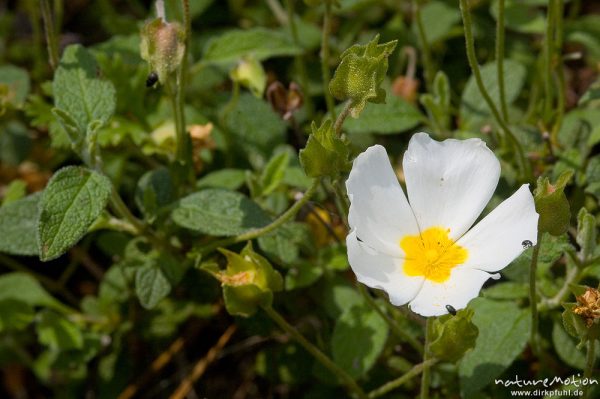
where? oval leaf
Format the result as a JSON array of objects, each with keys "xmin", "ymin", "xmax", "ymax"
[
  {"xmin": 0, "ymin": 193, "xmax": 40, "ymax": 256},
  {"xmin": 172, "ymin": 189, "xmax": 270, "ymax": 236},
  {"xmin": 38, "ymin": 166, "xmax": 112, "ymax": 261},
  {"xmin": 135, "ymin": 265, "xmax": 171, "ymax": 309}
]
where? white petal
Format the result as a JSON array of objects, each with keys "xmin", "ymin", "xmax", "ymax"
[
  {"xmin": 403, "ymin": 132, "xmax": 501, "ymax": 240},
  {"xmin": 408, "ymin": 268, "xmax": 499, "ymax": 317},
  {"xmin": 457, "ymin": 184, "xmax": 539, "ymax": 273},
  {"xmin": 347, "ymin": 230, "xmax": 424, "ymax": 306},
  {"xmin": 347, "ymin": 144, "xmax": 419, "ymax": 257}
]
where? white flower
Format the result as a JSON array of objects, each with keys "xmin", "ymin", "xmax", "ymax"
[{"xmin": 346, "ymin": 133, "xmax": 539, "ymax": 317}]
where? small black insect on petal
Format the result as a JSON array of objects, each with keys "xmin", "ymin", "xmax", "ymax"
[
  {"xmin": 445, "ymin": 304, "xmax": 457, "ymax": 316},
  {"xmin": 146, "ymin": 71, "xmax": 159, "ymax": 87},
  {"xmin": 522, "ymin": 240, "xmax": 533, "ymax": 249}
]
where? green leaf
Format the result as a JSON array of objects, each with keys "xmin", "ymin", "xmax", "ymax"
[
  {"xmin": 329, "ymin": 35, "xmax": 397, "ymax": 118},
  {"xmin": 534, "ymin": 170, "xmax": 573, "ymax": 236},
  {"xmin": 552, "ymin": 321, "xmax": 589, "ymax": 370},
  {"xmin": 285, "ymin": 261, "xmax": 323, "ymax": 290},
  {"xmin": 259, "ymin": 151, "xmax": 290, "ymax": 196},
  {"xmin": 418, "ymin": 1, "xmax": 461, "ymax": 43},
  {"xmin": 490, "ymin": 0, "xmax": 546, "ymax": 34},
  {"xmin": 430, "ymin": 309, "xmax": 478, "ymax": 362},
  {"xmin": 322, "ymin": 276, "xmax": 364, "ymax": 318},
  {"xmin": 483, "ymin": 282, "xmax": 529, "ymax": 300},
  {"xmin": 225, "ymin": 94, "xmax": 287, "ymax": 163},
  {"xmin": 299, "ymin": 119, "xmax": 350, "ymax": 178},
  {"xmin": 331, "ymin": 303, "xmax": 388, "ymax": 378},
  {"xmin": 459, "ymin": 298, "xmax": 530, "ymax": 396},
  {"xmin": 53, "ymin": 44, "xmax": 116, "ymax": 141},
  {"xmin": 0, "ymin": 299, "xmax": 35, "ymax": 332},
  {"xmin": 0, "ymin": 64, "xmax": 30, "ymax": 108},
  {"xmin": 203, "ymin": 28, "xmax": 302, "ymax": 65},
  {"xmin": 576, "ymin": 207, "xmax": 596, "ymax": 262},
  {"xmin": 460, "ymin": 60, "xmax": 526, "ymax": 126},
  {"xmin": 2, "ymin": 179, "xmax": 27, "ymax": 205},
  {"xmin": 258, "ymin": 222, "xmax": 310, "ymax": 265},
  {"xmin": 197, "ymin": 169, "xmax": 247, "ymax": 190},
  {"xmin": 135, "ymin": 167, "xmax": 174, "ymax": 222},
  {"xmin": 172, "ymin": 189, "xmax": 270, "ymax": 236},
  {"xmin": 0, "ymin": 193, "xmax": 41, "ymax": 256},
  {"xmin": 0, "ymin": 273, "xmax": 61, "ymax": 309},
  {"xmin": 135, "ymin": 265, "xmax": 172, "ymax": 309},
  {"xmin": 36, "ymin": 311, "xmax": 84, "ymax": 350},
  {"xmin": 38, "ymin": 166, "xmax": 112, "ymax": 261},
  {"xmin": 340, "ymin": 95, "xmax": 423, "ymax": 135}
]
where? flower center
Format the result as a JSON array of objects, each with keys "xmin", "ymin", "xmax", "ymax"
[{"xmin": 400, "ymin": 227, "xmax": 468, "ymax": 283}]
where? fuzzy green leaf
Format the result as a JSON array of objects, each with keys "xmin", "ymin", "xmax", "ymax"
[
  {"xmin": 36, "ymin": 311, "xmax": 84, "ymax": 350},
  {"xmin": 172, "ymin": 189, "xmax": 270, "ymax": 236},
  {"xmin": 331, "ymin": 302, "xmax": 388, "ymax": 378},
  {"xmin": 203, "ymin": 28, "xmax": 302, "ymax": 65},
  {"xmin": 0, "ymin": 193, "xmax": 41, "ymax": 256},
  {"xmin": 459, "ymin": 298, "xmax": 530, "ymax": 396},
  {"xmin": 135, "ymin": 265, "xmax": 172, "ymax": 309},
  {"xmin": 0, "ymin": 300, "xmax": 35, "ymax": 332},
  {"xmin": 430, "ymin": 309, "xmax": 478, "ymax": 362},
  {"xmin": 53, "ymin": 44, "xmax": 116, "ymax": 141},
  {"xmin": 38, "ymin": 166, "xmax": 112, "ymax": 261}
]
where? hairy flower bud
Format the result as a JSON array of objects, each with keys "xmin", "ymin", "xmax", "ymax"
[{"xmin": 140, "ymin": 18, "xmax": 185, "ymax": 84}]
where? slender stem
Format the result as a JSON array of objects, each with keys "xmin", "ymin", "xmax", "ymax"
[
  {"xmin": 368, "ymin": 359, "xmax": 437, "ymax": 399},
  {"xmin": 286, "ymin": 0, "xmax": 314, "ymax": 119},
  {"xmin": 458, "ymin": 0, "xmax": 531, "ymax": 182},
  {"xmin": 539, "ymin": 256, "xmax": 582, "ymax": 311},
  {"xmin": 266, "ymin": 0, "xmax": 288, "ymax": 24},
  {"xmin": 199, "ymin": 179, "xmax": 319, "ymax": 255},
  {"xmin": 495, "ymin": 0, "xmax": 508, "ymax": 121},
  {"xmin": 413, "ymin": 0, "xmax": 434, "ymax": 91},
  {"xmin": 321, "ymin": 0, "xmax": 336, "ymax": 120},
  {"xmin": 551, "ymin": 0, "xmax": 565, "ymax": 141},
  {"xmin": 584, "ymin": 339, "xmax": 596, "ymax": 399},
  {"xmin": 529, "ymin": 232, "xmax": 543, "ymax": 355},
  {"xmin": 40, "ymin": 0, "xmax": 59, "ymax": 70},
  {"xmin": 333, "ymin": 99, "xmax": 353, "ymax": 135},
  {"xmin": 262, "ymin": 305, "xmax": 367, "ymax": 399},
  {"xmin": 171, "ymin": 0, "xmax": 194, "ymax": 185},
  {"xmin": 543, "ymin": 0, "xmax": 556, "ymax": 121},
  {"xmin": 358, "ymin": 284, "xmax": 424, "ymax": 354},
  {"xmin": 331, "ymin": 179, "xmax": 349, "ymax": 228},
  {"xmin": 420, "ymin": 318, "xmax": 433, "ymax": 399}
]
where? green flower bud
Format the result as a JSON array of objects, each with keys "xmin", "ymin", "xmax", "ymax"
[
  {"xmin": 329, "ymin": 35, "xmax": 397, "ymax": 118},
  {"xmin": 230, "ymin": 56, "xmax": 267, "ymax": 98},
  {"xmin": 140, "ymin": 18, "xmax": 185, "ymax": 84},
  {"xmin": 216, "ymin": 243, "xmax": 283, "ymax": 317},
  {"xmin": 534, "ymin": 170, "xmax": 573, "ymax": 236}
]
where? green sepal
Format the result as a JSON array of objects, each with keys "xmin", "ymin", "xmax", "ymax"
[
  {"xmin": 562, "ymin": 302, "xmax": 600, "ymax": 348},
  {"xmin": 140, "ymin": 18, "xmax": 185, "ymax": 84},
  {"xmin": 217, "ymin": 242, "xmax": 283, "ymax": 317},
  {"xmin": 429, "ymin": 308, "xmax": 478, "ymax": 362},
  {"xmin": 230, "ymin": 56, "xmax": 267, "ymax": 98},
  {"xmin": 534, "ymin": 170, "xmax": 573, "ymax": 236},
  {"xmin": 299, "ymin": 119, "xmax": 350, "ymax": 178},
  {"xmin": 329, "ymin": 35, "xmax": 397, "ymax": 118}
]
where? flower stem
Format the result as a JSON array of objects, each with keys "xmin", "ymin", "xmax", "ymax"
[
  {"xmin": 413, "ymin": 0, "xmax": 434, "ymax": 91},
  {"xmin": 321, "ymin": 0, "xmax": 336, "ymax": 120},
  {"xmin": 40, "ymin": 0, "xmax": 59, "ymax": 71},
  {"xmin": 529, "ymin": 231, "xmax": 543, "ymax": 355},
  {"xmin": 495, "ymin": 0, "xmax": 508, "ymax": 121},
  {"xmin": 170, "ymin": 0, "xmax": 194, "ymax": 186},
  {"xmin": 199, "ymin": 179, "xmax": 319, "ymax": 255},
  {"xmin": 584, "ymin": 338, "xmax": 596, "ymax": 399},
  {"xmin": 333, "ymin": 99, "xmax": 353, "ymax": 135},
  {"xmin": 368, "ymin": 359, "xmax": 437, "ymax": 399},
  {"xmin": 262, "ymin": 305, "xmax": 367, "ymax": 399},
  {"xmin": 420, "ymin": 317, "xmax": 434, "ymax": 399},
  {"xmin": 551, "ymin": 0, "xmax": 566, "ymax": 140},
  {"xmin": 358, "ymin": 284, "xmax": 424, "ymax": 354},
  {"xmin": 543, "ymin": 0, "xmax": 556, "ymax": 121},
  {"xmin": 458, "ymin": 0, "xmax": 532, "ymax": 183},
  {"xmin": 285, "ymin": 0, "xmax": 315, "ymax": 119}
]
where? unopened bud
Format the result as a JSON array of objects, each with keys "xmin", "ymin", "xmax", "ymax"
[{"xmin": 140, "ymin": 18, "xmax": 185, "ymax": 84}]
